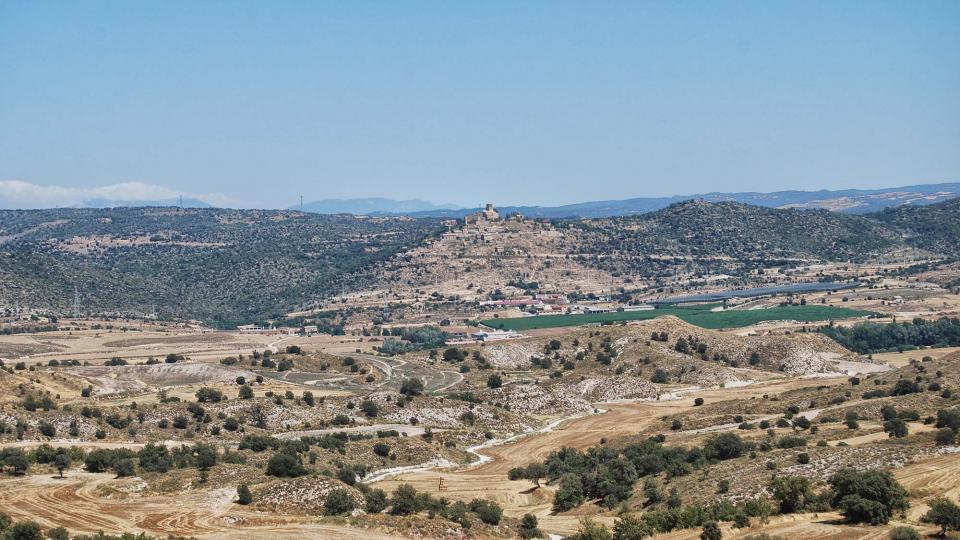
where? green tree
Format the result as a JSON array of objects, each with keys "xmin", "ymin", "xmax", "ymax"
[
  {"xmin": 613, "ymin": 514, "xmax": 650, "ymax": 540},
  {"xmin": 553, "ymin": 474, "xmax": 586, "ymax": 512},
  {"xmin": 53, "ymin": 453, "xmax": 71, "ymax": 478},
  {"xmin": 237, "ymin": 484, "xmax": 253, "ymax": 505},
  {"xmin": 829, "ymin": 468, "xmax": 909, "ymax": 524},
  {"xmin": 519, "ymin": 513, "xmax": 544, "ymax": 539},
  {"xmin": 487, "ymin": 374, "xmax": 503, "ymax": 389},
  {"xmin": 524, "ymin": 462, "xmax": 547, "ymax": 488},
  {"xmin": 883, "ymin": 418, "xmax": 908, "ymax": 438},
  {"xmin": 399, "ymin": 378, "xmax": 424, "ymax": 397},
  {"xmin": 700, "ymin": 521, "xmax": 722, "ymax": 540},
  {"xmin": 138, "ymin": 443, "xmax": 172, "ymax": 473},
  {"xmin": 365, "ymin": 488, "xmax": 388, "ymax": 513},
  {"xmin": 46, "ymin": 526, "xmax": 69, "ymax": 540},
  {"xmin": 195, "ymin": 387, "xmax": 224, "ymax": 402},
  {"xmin": 265, "ymin": 452, "xmax": 307, "ymax": 477},
  {"xmin": 3, "ymin": 449, "xmax": 28, "ymax": 475},
  {"xmin": 2, "ymin": 521, "xmax": 43, "ymax": 540},
  {"xmin": 194, "ymin": 443, "xmax": 218, "ymax": 470},
  {"xmin": 704, "ymin": 433, "xmax": 746, "ymax": 460},
  {"xmin": 923, "ymin": 498, "xmax": 960, "ymax": 536},
  {"xmin": 571, "ymin": 518, "xmax": 612, "ymax": 540},
  {"xmin": 667, "ymin": 487, "xmax": 682, "ymax": 509},
  {"xmin": 360, "ymin": 399, "xmax": 379, "ymax": 417},
  {"xmin": 469, "ymin": 498, "xmax": 503, "ymax": 525},
  {"xmin": 389, "ymin": 484, "xmax": 420, "ymax": 515},
  {"xmin": 113, "ymin": 458, "xmax": 135, "ymax": 477},
  {"xmin": 324, "ymin": 488, "xmax": 356, "ymax": 515},
  {"xmin": 643, "ymin": 478, "xmax": 662, "ymax": 505},
  {"xmin": 935, "ymin": 428, "xmax": 956, "ymax": 445},
  {"xmin": 769, "ymin": 476, "xmax": 813, "ymax": 513}
]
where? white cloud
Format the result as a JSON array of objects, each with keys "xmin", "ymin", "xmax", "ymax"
[{"xmin": 0, "ymin": 180, "xmax": 231, "ymax": 209}]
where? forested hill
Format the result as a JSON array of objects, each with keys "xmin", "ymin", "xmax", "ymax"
[
  {"xmin": 1, "ymin": 199, "xmax": 957, "ymax": 326},
  {"xmin": 0, "ymin": 208, "xmax": 443, "ymax": 326},
  {"xmin": 873, "ymin": 198, "xmax": 960, "ymax": 256},
  {"xmin": 569, "ymin": 198, "xmax": 959, "ymax": 259}
]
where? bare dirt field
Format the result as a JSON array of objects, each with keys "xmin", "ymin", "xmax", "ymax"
[
  {"xmin": 871, "ymin": 346, "xmax": 960, "ymax": 368},
  {"xmin": 0, "ymin": 326, "xmax": 273, "ymax": 366},
  {"xmin": 0, "ymin": 472, "xmax": 402, "ymax": 540}
]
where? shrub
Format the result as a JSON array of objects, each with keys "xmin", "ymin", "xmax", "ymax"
[
  {"xmin": 769, "ymin": 476, "xmax": 813, "ymax": 513},
  {"xmin": 469, "ymin": 498, "xmax": 503, "ymax": 525},
  {"xmin": 888, "ymin": 526, "xmax": 920, "ymax": 540},
  {"xmin": 365, "ymin": 488, "xmax": 388, "ymax": 513},
  {"xmin": 777, "ymin": 436, "xmax": 807, "ymax": 449},
  {"xmin": 704, "ymin": 433, "xmax": 746, "ymax": 460},
  {"xmin": 573, "ymin": 518, "xmax": 612, "ymax": 540},
  {"xmin": 3, "ymin": 521, "xmax": 43, "ymax": 540},
  {"xmin": 891, "ymin": 379, "xmax": 921, "ymax": 396},
  {"xmin": 935, "ymin": 428, "xmax": 957, "ymax": 445},
  {"xmin": 936, "ymin": 408, "xmax": 960, "ymax": 431},
  {"xmin": 113, "ymin": 458, "xmax": 135, "ymax": 477},
  {"xmin": 265, "ymin": 452, "xmax": 307, "ymax": 477},
  {"xmin": 373, "ymin": 442, "xmax": 390, "ymax": 458},
  {"xmin": 883, "ymin": 419, "xmax": 908, "ymax": 438},
  {"xmin": 195, "ymin": 387, "xmax": 224, "ymax": 403},
  {"xmin": 360, "ymin": 400, "xmax": 379, "ymax": 417},
  {"xmin": 399, "ymin": 378, "xmax": 424, "ymax": 397},
  {"xmin": 389, "ymin": 484, "xmax": 420, "ymax": 515},
  {"xmin": 519, "ymin": 513, "xmax": 544, "ymax": 539},
  {"xmin": 700, "ymin": 521, "xmax": 722, "ymax": 540},
  {"xmin": 237, "ymin": 484, "xmax": 253, "ymax": 505},
  {"xmin": 138, "ymin": 443, "xmax": 172, "ymax": 473},
  {"xmin": 487, "ymin": 374, "xmax": 503, "ymax": 389},
  {"xmin": 324, "ymin": 488, "xmax": 356, "ymax": 515}
]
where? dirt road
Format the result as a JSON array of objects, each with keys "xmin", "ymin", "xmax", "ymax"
[{"xmin": 373, "ymin": 377, "xmax": 838, "ymax": 536}]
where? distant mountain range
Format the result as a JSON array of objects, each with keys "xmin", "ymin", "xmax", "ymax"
[
  {"xmin": 391, "ymin": 182, "xmax": 960, "ymax": 218},
  {"xmin": 291, "ymin": 198, "xmax": 461, "ymax": 215},
  {"xmin": 80, "ymin": 197, "xmax": 213, "ymax": 208},
  {"xmin": 286, "ymin": 182, "xmax": 958, "ymax": 218}
]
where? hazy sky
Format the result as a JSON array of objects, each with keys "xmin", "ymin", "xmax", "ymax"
[{"xmin": 2, "ymin": 1, "xmax": 959, "ymax": 208}]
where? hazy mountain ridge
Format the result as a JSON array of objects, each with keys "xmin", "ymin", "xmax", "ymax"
[
  {"xmin": 393, "ymin": 182, "xmax": 960, "ymax": 218},
  {"xmin": 293, "ymin": 197, "xmax": 462, "ymax": 215}
]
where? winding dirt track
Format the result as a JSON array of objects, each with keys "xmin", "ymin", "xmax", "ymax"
[
  {"xmin": 2, "ymin": 375, "xmax": 955, "ymax": 539},
  {"xmin": 373, "ymin": 377, "xmax": 842, "ymax": 536}
]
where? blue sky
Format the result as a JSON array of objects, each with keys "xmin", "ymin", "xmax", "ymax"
[{"xmin": 1, "ymin": 1, "xmax": 958, "ymax": 208}]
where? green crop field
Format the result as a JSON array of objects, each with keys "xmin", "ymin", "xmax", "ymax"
[{"xmin": 480, "ymin": 304, "xmax": 873, "ymax": 331}]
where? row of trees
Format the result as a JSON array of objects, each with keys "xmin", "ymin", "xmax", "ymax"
[{"xmin": 819, "ymin": 317, "xmax": 960, "ymax": 354}]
